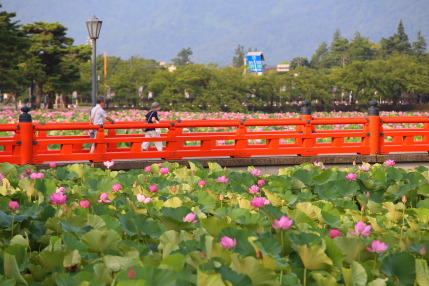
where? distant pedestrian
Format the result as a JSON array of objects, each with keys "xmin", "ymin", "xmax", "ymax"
[
  {"xmin": 142, "ymin": 102, "xmax": 162, "ymax": 151},
  {"xmin": 349, "ymin": 91, "xmax": 353, "ymax": 104},
  {"xmin": 89, "ymin": 96, "xmax": 115, "ymax": 153}
]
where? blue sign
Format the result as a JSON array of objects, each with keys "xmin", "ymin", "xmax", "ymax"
[{"xmin": 247, "ymin": 54, "xmax": 264, "ymax": 73}]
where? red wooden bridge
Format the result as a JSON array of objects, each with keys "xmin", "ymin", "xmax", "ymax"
[{"xmin": 1, "ymin": 101, "xmax": 429, "ymax": 168}]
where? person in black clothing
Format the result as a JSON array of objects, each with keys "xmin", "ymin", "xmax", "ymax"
[{"xmin": 142, "ymin": 102, "xmax": 162, "ymax": 151}]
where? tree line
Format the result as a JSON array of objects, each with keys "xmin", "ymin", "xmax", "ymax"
[{"xmin": 1, "ymin": 5, "xmax": 428, "ymax": 112}]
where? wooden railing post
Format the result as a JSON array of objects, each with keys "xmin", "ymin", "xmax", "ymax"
[
  {"xmin": 367, "ymin": 100, "xmax": 381, "ymax": 155},
  {"xmin": 18, "ymin": 106, "xmax": 34, "ymax": 165},
  {"xmin": 298, "ymin": 100, "xmax": 315, "ymax": 156}
]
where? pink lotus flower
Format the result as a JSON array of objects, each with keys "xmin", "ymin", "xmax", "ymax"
[
  {"xmin": 198, "ymin": 180, "xmax": 206, "ymax": 187},
  {"xmin": 136, "ymin": 194, "xmax": 152, "ymax": 204},
  {"xmin": 349, "ymin": 221, "xmax": 372, "ymax": 237},
  {"xmin": 345, "ymin": 173, "xmax": 357, "ymax": 181},
  {"xmin": 216, "ymin": 175, "xmax": 229, "ymax": 183},
  {"xmin": 420, "ymin": 247, "xmax": 426, "ymax": 256},
  {"xmin": 367, "ymin": 240, "xmax": 388, "ymax": 253},
  {"xmin": 359, "ymin": 165, "xmax": 370, "ymax": 171},
  {"xmin": 183, "ymin": 213, "xmax": 198, "ymax": 223},
  {"xmin": 8, "ymin": 201, "xmax": 19, "ymax": 211},
  {"xmin": 79, "ymin": 200, "xmax": 90, "ymax": 208},
  {"xmin": 0, "ymin": 173, "xmax": 4, "ymax": 181},
  {"xmin": 160, "ymin": 168, "xmax": 169, "ymax": 174},
  {"xmin": 144, "ymin": 166, "xmax": 151, "ymax": 173},
  {"xmin": 257, "ymin": 179, "xmax": 265, "ymax": 186},
  {"xmin": 30, "ymin": 172, "xmax": 44, "ymax": 179},
  {"xmin": 329, "ymin": 229, "xmax": 341, "ymax": 238},
  {"xmin": 103, "ymin": 161, "xmax": 114, "ymax": 169},
  {"xmin": 98, "ymin": 192, "xmax": 111, "ymax": 203},
  {"xmin": 56, "ymin": 187, "xmax": 66, "ymax": 193},
  {"xmin": 49, "ymin": 162, "xmax": 56, "ymax": 168},
  {"xmin": 112, "ymin": 184, "xmax": 122, "ymax": 192},
  {"xmin": 272, "ymin": 216, "xmax": 293, "ymax": 230},
  {"xmin": 149, "ymin": 185, "xmax": 157, "ymax": 192},
  {"xmin": 220, "ymin": 236, "xmax": 237, "ymax": 249},
  {"xmin": 250, "ymin": 197, "xmax": 270, "ymax": 209},
  {"xmin": 248, "ymin": 185, "xmax": 260, "ymax": 194},
  {"xmin": 50, "ymin": 192, "xmax": 67, "ymax": 206},
  {"xmin": 385, "ymin": 159, "xmax": 395, "ymax": 166},
  {"xmin": 250, "ymin": 169, "xmax": 262, "ymax": 176}
]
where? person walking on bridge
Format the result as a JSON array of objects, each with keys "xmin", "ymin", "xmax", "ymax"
[
  {"xmin": 89, "ymin": 96, "xmax": 115, "ymax": 153},
  {"xmin": 142, "ymin": 102, "xmax": 162, "ymax": 151}
]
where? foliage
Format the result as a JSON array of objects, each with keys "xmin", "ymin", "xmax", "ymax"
[{"xmin": 1, "ymin": 160, "xmax": 429, "ymax": 285}]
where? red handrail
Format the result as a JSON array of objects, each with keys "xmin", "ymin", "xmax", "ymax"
[{"xmin": 2, "ymin": 103, "xmax": 429, "ymax": 164}]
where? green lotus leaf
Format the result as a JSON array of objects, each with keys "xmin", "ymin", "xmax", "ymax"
[
  {"xmin": 296, "ymin": 244, "xmax": 337, "ymax": 274},
  {"xmin": 324, "ymin": 237, "xmax": 346, "ymax": 268},
  {"xmin": 292, "ymin": 169, "xmax": 316, "ymax": 186},
  {"xmin": 230, "ymin": 254, "xmax": 279, "ymax": 286},
  {"xmin": 36, "ymin": 250, "xmax": 67, "ymax": 272},
  {"xmin": 188, "ymin": 159, "xmax": 204, "ymax": 172},
  {"xmin": 385, "ymin": 167, "xmax": 405, "ymax": 182},
  {"xmin": 371, "ymin": 168, "xmax": 387, "ymax": 185},
  {"xmin": 201, "ymin": 216, "xmax": 231, "ymax": 237},
  {"xmin": 321, "ymin": 207, "xmax": 342, "ymax": 228},
  {"xmin": 296, "ymin": 202, "xmax": 323, "ymax": 222},
  {"xmin": 68, "ymin": 163, "xmax": 90, "ymax": 179},
  {"xmin": 63, "ymin": 249, "xmax": 81, "ymax": 268},
  {"xmin": 253, "ymin": 237, "xmax": 282, "ymax": 257},
  {"xmin": 18, "ymin": 178, "xmax": 37, "ymax": 200},
  {"xmin": 115, "ymin": 266, "xmax": 177, "ymax": 286},
  {"xmin": 190, "ymin": 190, "xmax": 216, "ymax": 212},
  {"xmin": 62, "ymin": 232, "xmax": 88, "ymax": 252},
  {"xmin": 117, "ymin": 279, "xmax": 150, "ymax": 286},
  {"xmin": 10, "ymin": 234, "xmax": 29, "ymax": 248},
  {"xmin": 0, "ymin": 162, "xmax": 18, "ymax": 176},
  {"xmin": 55, "ymin": 271, "xmax": 105, "ymax": 286},
  {"xmin": 417, "ymin": 198, "xmax": 429, "ymax": 209},
  {"xmin": 381, "ymin": 252, "xmax": 416, "ymax": 286},
  {"xmin": 197, "ymin": 271, "xmax": 224, "ymax": 286},
  {"xmin": 415, "ymin": 259, "xmax": 429, "ymax": 286},
  {"xmin": 208, "ymin": 162, "xmax": 223, "ymax": 173},
  {"xmin": 218, "ymin": 264, "xmax": 252, "ymax": 286},
  {"xmin": 313, "ymin": 168, "xmax": 338, "ymax": 184},
  {"xmin": 288, "ymin": 209, "xmax": 318, "ymax": 228},
  {"xmin": 417, "ymin": 183, "xmax": 429, "ymax": 195},
  {"xmin": 60, "ymin": 221, "xmax": 94, "ymax": 235},
  {"xmin": 367, "ymin": 278, "xmax": 388, "ymax": 286},
  {"xmin": 173, "ymin": 167, "xmax": 190, "ymax": 181},
  {"xmin": 93, "ymin": 262, "xmax": 114, "ymax": 284},
  {"xmin": 0, "ymin": 275, "xmax": 17, "ymax": 286},
  {"xmin": 103, "ymin": 252, "xmax": 141, "ymax": 273},
  {"xmin": 332, "ymin": 237, "xmax": 362, "ymax": 264},
  {"xmin": 315, "ymin": 183, "xmax": 341, "ymax": 200},
  {"xmin": 3, "ymin": 253, "xmax": 27, "ymax": 285},
  {"xmin": 4, "ymin": 244, "xmax": 29, "ymax": 272},
  {"xmin": 160, "ymin": 253, "xmax": 186, "ymax": 271},
  {"xmin": 119, "ymin": 213, "xmax": 164, "ymax": 237},
  {"xmin": 54, "ymin": 167, "xmax": 79, "ymax": 181},
  {"xmin": 80, "ymin": 229, "xmax": 121, "ymax": 253},
  {"xmin": 312, "ymin": 272, "xmax": 339, "ymax": 286},
  {"xmin": 342, "ymin": 261, "xmax": 367, "ymax": 286}
]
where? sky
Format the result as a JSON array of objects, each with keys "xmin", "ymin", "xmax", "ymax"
[{"xmin": 2, "ymin": 0, "xmax": 428, "ymax": 66}]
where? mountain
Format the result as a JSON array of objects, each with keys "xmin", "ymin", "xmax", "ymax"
[{"xmin": 2, "ymin": 0, "xmax": 429, "ymax": 66}]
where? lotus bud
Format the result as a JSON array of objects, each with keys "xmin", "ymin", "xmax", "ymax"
[
  {"xmin": 228, "ymin": 193, "xmax": 233, "ymax": 199},
  {"xmin": 366, "ymin": 192, "xmax": 370, "ymax": 197},
  {"xmin": 133, "ymin": 181, "xmax": 138, "ymax": 188},
  {"xmin": 420, "ymin": 247, "xmax": 426, "ymax": 256},
  {"xmin": 402, "ymin": 195, "xmax": 407, "ymax": 203},
  {"xmin": 219, "ymin": 194, "xmax": 225, "ymax": 201}
]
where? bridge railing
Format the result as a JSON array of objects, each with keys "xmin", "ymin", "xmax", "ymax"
[{"xmin": 1, "ymin": 101, "xmax": 429, "ymax": 165}]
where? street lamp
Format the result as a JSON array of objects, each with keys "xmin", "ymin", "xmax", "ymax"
[{"xmin": 86, "ymin": 15, "xmax": 102, "ymax": 107}]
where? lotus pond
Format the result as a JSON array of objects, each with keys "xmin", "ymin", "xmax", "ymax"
[{"xmin": 1, "ymin": 159, "xmax": 429, "ymax": 285}]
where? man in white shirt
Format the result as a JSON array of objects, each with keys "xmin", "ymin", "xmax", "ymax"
[{"xmin": 90, "ymin": 96, "xmax": 115, "ymax": 153}]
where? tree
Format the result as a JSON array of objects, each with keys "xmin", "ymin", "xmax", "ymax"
[
  {"xmin": 347, "ymin": 32, "xmax": 375, "ymax": 62},
  {"xmin": 171, "ymin": 47, "xmax": 193, "ymax": 66},
  {"xmin": 310, "ymin": 42, "xmax": 329, "ymax": 69},
  {"xmin": 232, "ymin": 44, "xmax": 246, "ymax": 68},
  {"xmin": 290, "ymin": 57, "xmax": 310, "ymax": 70},
  {"xmin": 412, "ymin": 31, "xmax": 427, "ymax": 57},
  {"xmin": 21, "ymin": 22, "xmax": 77, "ymax": 109},
  {"xmin": 380, "ymin": 20, "xmax": 411, "ymax": 58},
  {"xmin": 329, "ymin": 29, "xmax": 349, "ymax": 68},
  {"xmin": 0, "ymin": 6, "xmax": 30, "ymax": 97}
]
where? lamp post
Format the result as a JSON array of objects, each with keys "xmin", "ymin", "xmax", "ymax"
[{"xmin": 86, "ymin": 15, "xmax": 102, "ymax": 107}]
